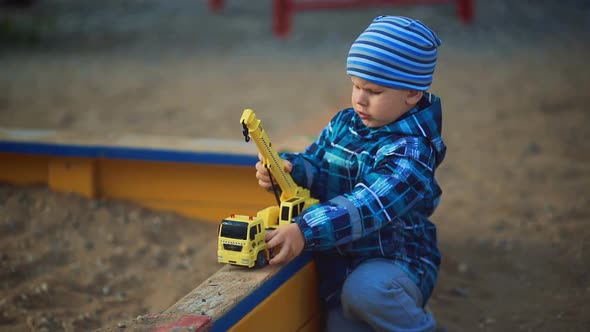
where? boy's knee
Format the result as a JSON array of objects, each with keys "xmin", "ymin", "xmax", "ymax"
[
  {"xmin": 340, "ymin": 278, "xmax": 435, "ymax": 332},
  {"xmin": 340, "ymin": 275, "xmax": 382, "ymax": 316}
]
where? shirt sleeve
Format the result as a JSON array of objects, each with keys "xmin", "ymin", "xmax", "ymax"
[{"xmin": 294, "ymin": 138, "xmax": 436, "ymax": 251}]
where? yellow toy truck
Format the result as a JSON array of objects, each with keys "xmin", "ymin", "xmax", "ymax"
[
  {"xmin": 217, "ymin": 213, "xmax": 274, "ymax": 268},
  {"xmin": 217, "ymin": 109, "xmax": 319, "ymax": 268}
]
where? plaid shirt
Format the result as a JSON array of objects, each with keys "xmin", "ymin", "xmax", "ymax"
[{"xmin": 283, "ymin": 93, "xmax": 446, "ymax": 303}]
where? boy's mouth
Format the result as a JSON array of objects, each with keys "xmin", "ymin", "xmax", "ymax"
[{"xmin": 357, "ymin": 111, "xmax": 370, "ymax": 120}]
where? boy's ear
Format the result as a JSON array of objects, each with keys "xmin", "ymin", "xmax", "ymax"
[{"xmin": 405, "ymin": 90, "xmax": 423, "ymax": 105}]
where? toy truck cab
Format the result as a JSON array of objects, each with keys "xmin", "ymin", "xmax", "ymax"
[
  {"xmin": 217, "ymin": 214, "xmax": 269, "ymax": 268},
  {"xmin": 279, "ymin": 197, "xmax": 308, "ymax": 227}
]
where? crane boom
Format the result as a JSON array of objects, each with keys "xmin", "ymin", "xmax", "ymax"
[{"xmin": 240, "ymin": 108, "xmax": 300, "ymax": 200}]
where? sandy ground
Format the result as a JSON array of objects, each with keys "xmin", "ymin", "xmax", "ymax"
[
  {"xmin": 1, "ymin": 0, "xmax": 590, "ymax": 331},
  {"xmin": 0, "ymin": 185, "xmax": 219, "ymax": 332}
]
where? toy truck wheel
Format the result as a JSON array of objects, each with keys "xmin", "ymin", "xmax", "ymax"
[{"xmin": 255, "ymin": 250, "xmax": 268, "ymax": 267}]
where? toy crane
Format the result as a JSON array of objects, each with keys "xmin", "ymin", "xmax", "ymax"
[
  {"xmin": 240, "ymin": 108, "xmax": 319, "ymax": 226},
  {"xmin": 217, "ymin": 109, "xmax": 318, "ymax": 268}
]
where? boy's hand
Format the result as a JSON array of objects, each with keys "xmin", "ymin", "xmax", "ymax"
[
  {"xmin": 255, "ymin": 153, "xmax": 293, "ymax": 190},
  {"xmin": 265, "ymin": 223, "xmax": 305, "ymax": 265}
]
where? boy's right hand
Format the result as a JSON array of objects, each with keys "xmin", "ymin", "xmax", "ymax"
[
  {"xmin": 265, "ymin": 223, "xmax": 305, "ymax": 265},
  {"xmin": 255, "ymin": 153, "xmax": 293, "ymax": 190}
]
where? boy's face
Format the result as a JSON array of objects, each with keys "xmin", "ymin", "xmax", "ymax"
[{"xmin": 350, "ymin": 76, "xmax": 422, "ymax": 129}]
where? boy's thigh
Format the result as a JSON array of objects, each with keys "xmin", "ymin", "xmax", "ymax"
[{"xmin": 339, "ymin": 259, "xmax": 434, "ymax": 331}]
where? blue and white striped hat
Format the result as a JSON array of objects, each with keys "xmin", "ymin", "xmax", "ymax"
[{"xmin": 347, "ymin": 16, "xmax": 442, "ymax": 91}]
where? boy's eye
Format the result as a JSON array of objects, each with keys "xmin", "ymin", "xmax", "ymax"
[{"xmin": 352, "ymin": 84, "xmax": 382, "ymax": 95}]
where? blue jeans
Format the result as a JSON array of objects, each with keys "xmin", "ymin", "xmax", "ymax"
[{"xmin": 325, "ymin": 259, "xmax": 436, "ymax": 332}]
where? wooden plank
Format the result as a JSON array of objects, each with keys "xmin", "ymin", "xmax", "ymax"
[
  {"xmin": 0, "ymin": 127, "xmax": 257, "ymax": 157},
  {"xmin": 162, "ymin": 255, "xmax": 320, "ymax": 332},
  {"xmin": 96, "ymin": 159, "xmax": 276, "ymax": 222},
  {"xmin": 165, "ymin": 264, "xmax": 282, "ymax": 318},
  {"xmin": 228, "ymin": 261, "xmax": 320, "ymax": 331},
  {"xmin": 0, "ymin": 153, "xmax": 48, "ymax": 184},
  {"xmin": 48, "ymin": 157, "xmax": 97, "ymax": 198}
]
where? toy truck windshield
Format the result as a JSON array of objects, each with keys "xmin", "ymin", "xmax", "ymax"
[{"xmin": 220, "ymin": 220, "xmax": 248, "ymax": 240}]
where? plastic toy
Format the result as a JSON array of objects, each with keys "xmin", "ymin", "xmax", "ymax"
[{"xmin": 217, "ymin": 109, "xmax": 319, "ymax": 268}]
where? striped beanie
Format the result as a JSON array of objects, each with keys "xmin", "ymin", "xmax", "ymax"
[{"xmin": 347, "ymin": 16, "xmax": 442, "ymax": 91}]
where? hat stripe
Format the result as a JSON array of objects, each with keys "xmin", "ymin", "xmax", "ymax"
[
  {"xmin": 348, "ymin": 61, "xmax": 432, "ymax": 82},
  {"xmin": 346, "ymin": 68, "xmax": 430, "ymax": 90},
  {"xmin": 359, "ymin": 33, "xmax": 437, "ymax": 60},
  {"xmin": 348, "ymin": 52, "xmax": 433, "ymax": 76},
  {"xmin": 378, "ymin": 20, "xmax": 441, "ymax": 47},
  {"xmin": 350, "ymin": 43, "xmax": 437, "ymax": 69},
  {"xmin": 366, "ymin": 25, "xmax": 437, "ymax": 51},
  {"xmin": 347, "ymin": 61, "xmax": 432, "ymax": 85},
  {"xmin": 374, "ymin": 15, "xmax": 440, "ymax": 45},
  {"xmin": 352, "ymin": 40, "xmax": 435, "ymax": 65}
]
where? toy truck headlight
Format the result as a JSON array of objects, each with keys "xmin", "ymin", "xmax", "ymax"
[{"xmin": 241, "ymin": 258, "xmax": 250, "ymax": 264}]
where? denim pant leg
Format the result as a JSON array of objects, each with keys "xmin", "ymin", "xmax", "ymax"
[
  {"xmin": 326, "ymin": 304, "xmax": 375, "ymax": 332},
  {"xmin": 326, "ymin": 259, "xmax": 436, "ymax": 332}
]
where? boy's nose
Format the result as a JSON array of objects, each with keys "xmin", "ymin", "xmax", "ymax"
[{"xmin": 355, "ymin": 92, "xmax": 368, "ymax": 105}]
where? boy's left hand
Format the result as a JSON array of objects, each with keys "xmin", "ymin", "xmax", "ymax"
[{"xmin": 265, "ymin": 223, "xmax": 305, "ymax": 265}]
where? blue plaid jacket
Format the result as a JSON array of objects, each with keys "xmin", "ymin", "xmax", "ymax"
[{"xmin": 282, "ymin": 93, "xmax": 446, "ymax": 303}]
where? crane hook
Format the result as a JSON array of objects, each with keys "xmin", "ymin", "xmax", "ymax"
[{"xmin": 241, "ymin": 121, "xmax": 250, "ymax": 142}]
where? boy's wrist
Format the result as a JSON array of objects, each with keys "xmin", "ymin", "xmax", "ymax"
[{"xmin": 294, "ymin": 217, "xmax": 314, "ymax": 248}]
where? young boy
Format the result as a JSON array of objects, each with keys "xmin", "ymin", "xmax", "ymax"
[{"xmin": 256, "ymin": 15, "xmax": 445, "ymax": 332}]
